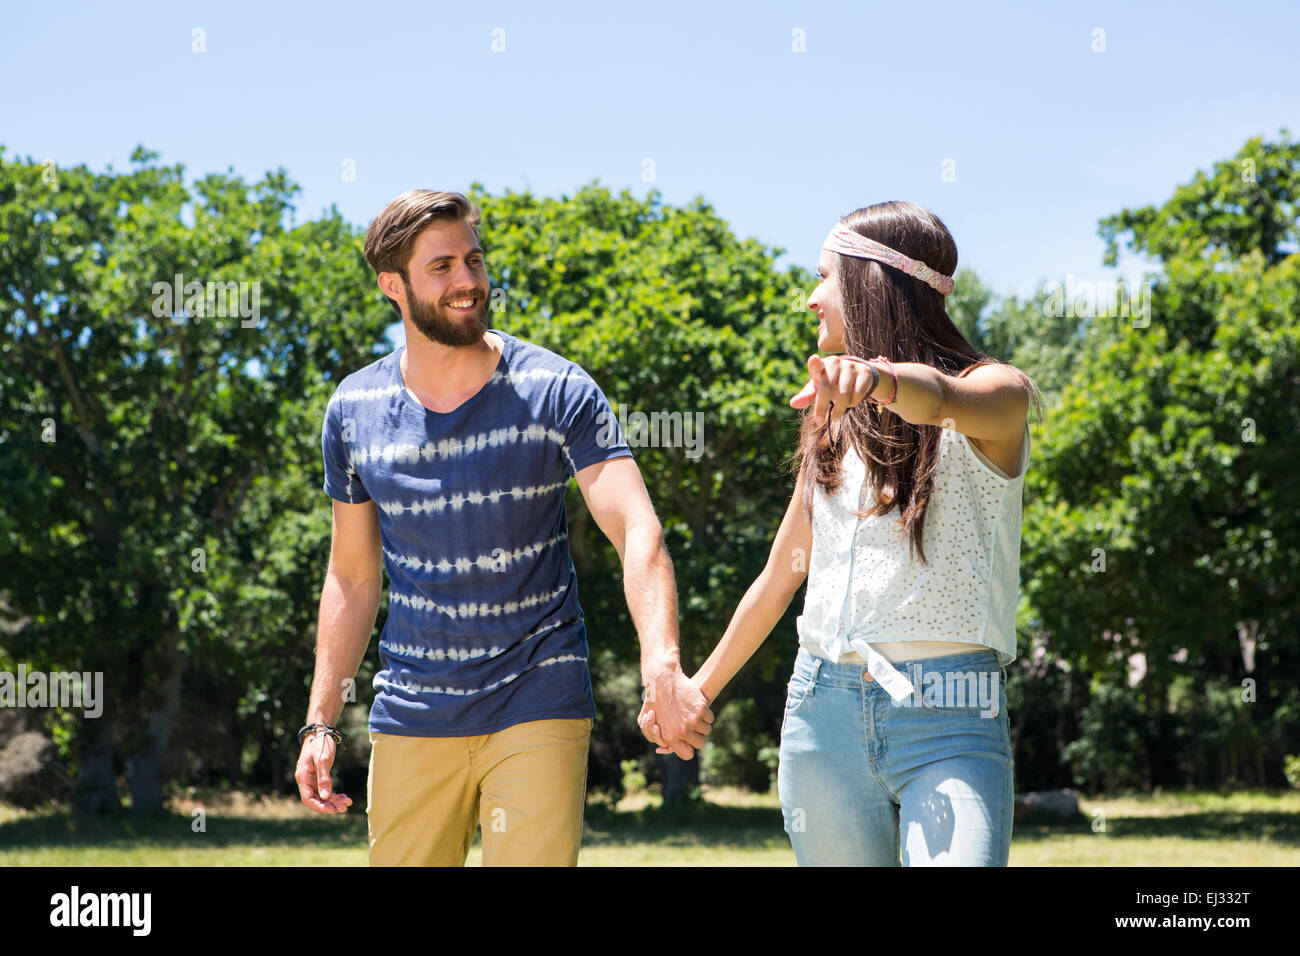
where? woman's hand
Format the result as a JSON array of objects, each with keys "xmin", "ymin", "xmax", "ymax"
[{"xmin": 790, "ymin": 354, "xmax": 883, "ymax": 443}]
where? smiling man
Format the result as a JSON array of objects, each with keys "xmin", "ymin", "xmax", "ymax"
[{"xmin": 294, "ymin": 189, "xmax": 712, "ymax": 866}]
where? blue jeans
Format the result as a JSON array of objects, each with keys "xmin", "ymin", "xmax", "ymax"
[{"xmin": 777, "ymin": 645, "xmax": 1014, "ymax": 866}]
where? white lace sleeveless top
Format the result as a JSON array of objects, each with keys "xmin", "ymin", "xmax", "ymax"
[{"xmin": 795, "ymin": 421, "xmax": 1030, "ymax": 701}]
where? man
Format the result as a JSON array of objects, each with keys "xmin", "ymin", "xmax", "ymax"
[{"xmin": 294, "ymin": 189, "xmax": 712, "ymax": 866}]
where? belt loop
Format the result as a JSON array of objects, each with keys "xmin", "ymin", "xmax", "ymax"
[{"xmin": 810, "ymin": 657, "xmax": 822, "ymax": 685}]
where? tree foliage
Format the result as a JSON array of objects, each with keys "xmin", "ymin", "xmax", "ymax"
[
  {"xmin": 1020, "ymin": 131, "xmax": 1300, "ymax": 787},
  {"xmin": 0, "ymin": 145, "xmax": 392, "ymax": 811}
]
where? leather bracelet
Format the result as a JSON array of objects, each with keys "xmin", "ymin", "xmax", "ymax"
[{"xmin": 298, "ymin": 722, "xmax": 343, "ymax": 746}]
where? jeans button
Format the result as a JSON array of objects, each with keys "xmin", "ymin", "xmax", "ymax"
[{"xmin": 862, "ymin": 669, "xmax": 875, "ymax": 683}]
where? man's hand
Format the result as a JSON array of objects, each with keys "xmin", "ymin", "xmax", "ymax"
[
  {"xmin": 637, "ymin": 702, "xmax": 679, "ymax": 758},
  {"xmin": 637, "ymin": 666, "xmax": 713, "ymax": 760},
  {"xmin": 295, "ymin": 733, "xmax": 353, "ymax": 813},
  {"xmin": 790, "ymin": 354, "xmax": 882, "ymax": 443}
]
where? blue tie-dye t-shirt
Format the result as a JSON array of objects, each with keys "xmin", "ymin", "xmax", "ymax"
[{"xmin": 320, "ymin": 329, "xmax": 631, "ymax": 737}]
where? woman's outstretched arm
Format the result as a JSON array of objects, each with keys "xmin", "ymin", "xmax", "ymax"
[{"xmin": 791, "ymin": 353, "xmax": 1028, "ymax": 443}]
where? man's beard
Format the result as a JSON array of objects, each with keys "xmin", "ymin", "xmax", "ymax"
[{"xmin": 401, "ymin": 276, "xmax": 489, "ymax": 347}]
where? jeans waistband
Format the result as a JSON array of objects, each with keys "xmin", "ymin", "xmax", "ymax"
[{"xmin": 794, "ymin": 644, "xmax": 1002, "ymax": 694}]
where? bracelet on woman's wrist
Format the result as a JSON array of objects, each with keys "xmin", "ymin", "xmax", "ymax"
[{"xmin": 864, "ymin": 356, "xmax": 899, "ymax": 406}]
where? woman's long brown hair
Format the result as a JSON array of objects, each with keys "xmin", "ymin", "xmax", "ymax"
[{"xmin": 795, "ymin": 200, "xmax": 1042, "ymax": 565}]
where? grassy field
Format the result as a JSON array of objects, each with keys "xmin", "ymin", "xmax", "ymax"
[{"xmin": 1, "ymin": 787, "xmax": 1297, "ymax": 866}]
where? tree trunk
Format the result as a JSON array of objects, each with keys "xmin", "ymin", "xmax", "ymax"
[
  {"xmin": 1237, "ymin": 619, "xmax": 1259, "ymax": 673},
  {"xmin": 126, "ymin": 616, "xmax": 183, "ymax": 814},
  {"xmin": 73, "ymin": 710, "xmax": 120, "ymax": 815},
  {"xmin": 658, "ymin": 752, "xmax": 699, "ymax": 807}
]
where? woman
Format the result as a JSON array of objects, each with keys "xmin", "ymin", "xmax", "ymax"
[{"xmin": 640, "ymin": 200, "xmax": 1041, "ymax": 865}]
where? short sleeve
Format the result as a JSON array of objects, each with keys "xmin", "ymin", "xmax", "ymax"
[
  {"xmin": 322, "ymin": 390, "xmax": 372, "ymax": 503},
  {"xmin": 559, "ymin": 368, "xmax": 633, "ymax": 478}
]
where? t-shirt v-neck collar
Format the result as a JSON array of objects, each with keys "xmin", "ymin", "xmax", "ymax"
[{"xmin": 395, "ymin": 330, "xmax": 511, "ymax": 416}]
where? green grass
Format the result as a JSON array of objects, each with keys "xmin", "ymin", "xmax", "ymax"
[
  {"xmin": 1011, "ymin": 790, "xmax": 1300, "ymax": 866},
  {"xmin": 2, "ymin": 787, "xmax": 1297, "ymax": 866}
]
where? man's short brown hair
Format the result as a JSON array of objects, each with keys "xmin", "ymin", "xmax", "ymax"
[{"xmin": 363, "ymin": 190, "xmax": 482, "ymax": 318}]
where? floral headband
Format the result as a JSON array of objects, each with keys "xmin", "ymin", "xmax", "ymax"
[{"xmin": 822, "ymin": 223, "xmax": 955, "ymax": 296}]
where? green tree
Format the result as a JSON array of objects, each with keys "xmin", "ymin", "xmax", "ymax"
[
  {"xmin": 0, "ymin": 146, "xmax": 392, "ymax": 812},
  {"xmin": 1021, "ymin": 131, "xmax": 1300, "ymax": 787}
]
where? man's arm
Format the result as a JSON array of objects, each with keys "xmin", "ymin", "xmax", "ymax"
[
  {"xmin": 296, "ymin": 498, "xmax": 382, "ymax": 813},
  {"xmin": 574, "ymin": 456, "xmax": 713, "ymax": 760}
]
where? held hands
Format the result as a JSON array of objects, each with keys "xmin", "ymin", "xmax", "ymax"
[
  {"xmin": 637, "ymin": 666, "xmax": 714, "ymax": 760},
  {"xmin": 295, "ymin": 732, "xmax": 353, "ymax": 813},
  {"xmin": 789, "ymin": 354, "xmax": 887, "ymax": 444}
]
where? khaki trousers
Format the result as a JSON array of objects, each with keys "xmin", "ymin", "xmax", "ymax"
[{"xmin": 366, "ymin": 717, "xmax": 592, "ymax": 867}]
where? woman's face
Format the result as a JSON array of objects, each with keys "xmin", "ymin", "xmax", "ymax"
[{"xmin": 807, "ymin": 249, "xmax": 846, "ymax": 353}]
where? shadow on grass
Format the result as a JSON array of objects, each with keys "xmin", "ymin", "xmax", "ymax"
[
  {"xmin": 0, "ymin": 808, "xmax": 368, "ymax": 851},
  {"xmin": 4, "ymin": 800, "xmax": 1294, "ymax": 853},
  {"xmin": 1011, "ymin": 810, "xmax": 1300, "ymax": 846},
  {"xmin": 582, "ymin": 802, "xmax": 788, "ymax": 849},
  {"xmin": 0, "ymin": 800, "xmax": 789, "ymax": 853}
]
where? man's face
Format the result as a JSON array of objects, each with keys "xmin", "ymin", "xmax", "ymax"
[{"xmin": 385, "ymin": 221, "xmax": 491, "ymax": 347}]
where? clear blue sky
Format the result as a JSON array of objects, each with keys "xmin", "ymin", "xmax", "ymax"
[{"xmin": 4, "ymin": 0, "xmax": 1297, "ymax": 301}]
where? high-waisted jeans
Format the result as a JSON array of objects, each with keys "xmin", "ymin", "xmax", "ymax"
[{"xmin": 777, "ymin": 645, "xmax": 1014, "ymax": 866}]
